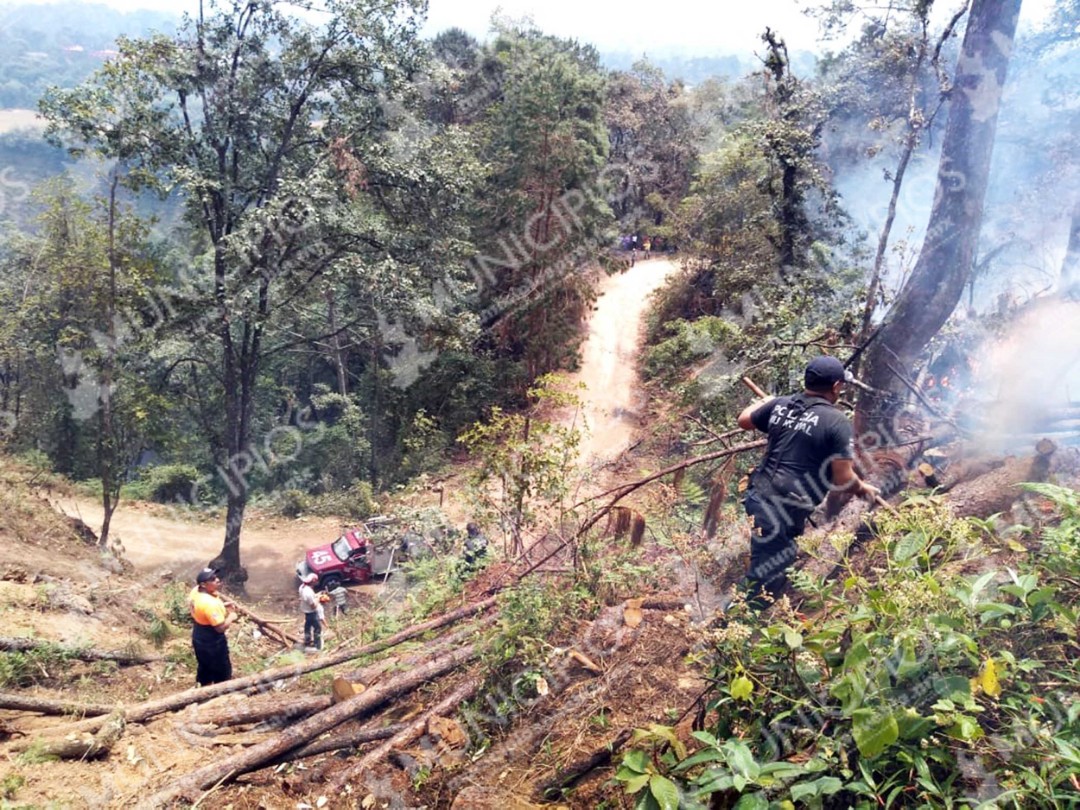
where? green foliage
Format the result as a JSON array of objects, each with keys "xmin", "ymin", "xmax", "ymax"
[
  {"xmin": 132, "ymin": 464, "xmax": 201, "ymax": 504},
  {"xmin": 618, "ymin": 492, "xmax": 1080, "ymax": 808},
  {"xmin": 0, "ymin": 644, "xmax": 76, "ymax": 688},
  {"xmin": 644, "ymin": 317, "xmax": 743, "ymax": 382},
  {"xmin": 0, "ymin": 772, "xmax": 25, "ymax": 800},
  {"xmin": 163, "ymin": 581, "xmax": 192, "ymax": 626},
  {"xmin": 458, "ymin": 374, "xmax": 583, "ymax": 556}
]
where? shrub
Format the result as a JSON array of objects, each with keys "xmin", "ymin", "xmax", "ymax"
[
  {"xmin": 277, "ymin": 488, "xmax": 312, "ymax": 518},
  {"xmin": 137, "ymin": 464, "xmax": 202, "ymax": 504}
]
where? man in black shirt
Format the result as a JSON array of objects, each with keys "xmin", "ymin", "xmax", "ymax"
[{"xmin": 736, "ymin": 356, "xmax": 879, "ymax": 602}]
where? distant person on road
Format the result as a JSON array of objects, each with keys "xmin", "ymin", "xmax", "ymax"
[
  {"xmin": 642, "ymin": 238, "xmax": 651, "ymax": 258},
  {"xmin": 299, "ymin": 572, "xmax": 328, "ymax": 650},
  {"xmin": 463, "ymin": 522, "xmax": 489, "ymax": 569},
  {"xmin": 188, "ymin": 568, "xmax": 237, "ymax": 686},
  {"xmin": 736, "ymin": 357, "xmax": 880, "ymax": 605}
]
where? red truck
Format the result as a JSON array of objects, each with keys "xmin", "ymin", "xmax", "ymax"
[{"xmin": 294, "ymin": 528, "xmax": 373, "ymax": 591}]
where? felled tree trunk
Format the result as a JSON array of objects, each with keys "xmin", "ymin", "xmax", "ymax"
[
  {"xmin": 328, "ymin": 677, "xmax": 482, "ymax": 791},
  {"xmin": 28, "ymin": 597, "xmax": 497, "ymax": 739},
  {"xmin": 0, "ymin": 693, "xmax": 114, "ymax": 717},
  {"xmin": 945, "ymin": 439, "xmax": 1055, "ymax": 519},
  {"xmin": 0, "ymin": 638, "xmax": 161, "ymax": 665},
  {"xmin": 9, "ymin": 711, "xmax": 124, "ymax": 759},
  {"xmin": 148, "ymin": 644, "xmax": 479, "ymax": 806},
  {"xmin": 191, "ymin": 693, "xmax": 332, "ymax": 728}
]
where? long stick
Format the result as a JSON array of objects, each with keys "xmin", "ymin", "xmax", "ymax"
[{"xmin": 742, "ymin": 376, "xmax": 768, "ymax": 399}]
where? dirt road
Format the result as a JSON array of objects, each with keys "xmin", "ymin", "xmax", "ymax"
[
  {"xmin": 569, "ymin": 257, "xmax": 680, "ymax": 464},
  {"xmin": 53, "ymin": 257, "xmax": 679, "ymax": 599},
  {"xmin": 54, "ymin": 497, "xmax": 350, "ymax": 604}
]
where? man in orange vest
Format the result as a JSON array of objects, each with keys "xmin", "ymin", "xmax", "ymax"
[{"xmin": 188, "ymin": 568, "xmax": 237, "ymax": 686}]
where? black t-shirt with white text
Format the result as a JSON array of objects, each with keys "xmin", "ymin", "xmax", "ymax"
[{"xmin": 749, "ymin": 393, "xmax": 854, "ymax": 509}]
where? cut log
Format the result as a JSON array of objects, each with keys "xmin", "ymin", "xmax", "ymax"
[
  {"xmin": 10, "ymin": 710, "xmax": 124, "ymax": 759},
  {"xmin": 191, "ymin": 693, "xmax": 332, "ymax": 728},
  {"xmin": 945, "ymin": 440, "xmax": 1056, "ymax": 519},
  {"xmin": 262, "ymin": 722, "xmax": 406, "ymax": 766},
  {"xmin": 26, "ymin": 596, "xmax": 497, "ymax": 739},
  {"xmin": 0, "ymin": 638, "xmax": 161, "ymax": 665},
  {"xmin": 147, "ymin": 644, "xmax": 479, "ymax": 806},
  {"xmin": 0, "ymin": 692, "xmax": 114, "ymax": 717},
  {"xmin": 327, "ymin": 676, "xmax": 482, "ymax": 791}
]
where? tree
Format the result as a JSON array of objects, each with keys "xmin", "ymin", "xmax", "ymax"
[
  {"xmin": 0, "ymin": 176, "xmax": 162, "ymax": 545},
  {"xmin": 476, "ymin": 26, "xmax": 612, "ymax": 382},
  {"xmin": 42, "ymin": 0, "xmax": 429, "ymax": 583},
  {"xmin": 858, "ymin": 0, "xmax": 1023, "ymax": 431}
]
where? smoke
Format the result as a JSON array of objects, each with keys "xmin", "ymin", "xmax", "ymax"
[{"xmin": 964, "ymin": 299, "xmax": 1080, "ymax": 447}]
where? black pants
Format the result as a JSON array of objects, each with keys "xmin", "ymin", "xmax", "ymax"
[
  {"xmin": 304, "ymin": 612, "xmax": 322, "ymax": 648},
  {"xmin": 742, "ymin": 490, "xmax": 810, "ymax": 600},
  {"xmin": 192, "ymin": 623, "xmax": 232, "ymax": 686}
]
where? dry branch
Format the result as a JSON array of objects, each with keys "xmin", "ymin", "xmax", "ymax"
[
  {"xmin": 226, "ymin": 602, "xmax": 300, "ymax": 647},
  {"xmin": 148, "ymin": 644, "xmax": 479, "ymax": 806},
  {"xmin": 0, "ymin": 638, "xmax": 161, "ymax": 665},
  {"xmin": 328, "ymin": 676, "xmax": 482, "ymax": 791},
  {"xmin": 537, "ymin": 727, "xmax": 633, "ymax": 799},
  {"xmin": 0, "ymin": 692, "xmax": 115, "ymax": 717},
  {"xmin": 25, "ymin": 597, "xmax": 497, "ymax": 739}
]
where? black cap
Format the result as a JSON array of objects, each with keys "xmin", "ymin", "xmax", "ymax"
[
  {"xmin": 804, "ymin": 356, "xmax": 850, "ymax": 390},
  {"xmin": 196, "ymin": 568, "xmax": 219, "ymax": 584}
]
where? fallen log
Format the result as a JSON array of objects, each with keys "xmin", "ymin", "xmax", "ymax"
[
  {"xmin": 0, "ymin": 637, "xmax": 161, "ymax": 665},
  {"xmin": 191, "ymin": 693, "xmax": 332, "ymax": 728},
  {"xmin": 0, "ymin": 692, "xmax": 114, "ymax": 717},
  {"xmin": 23, "ymin": 596, "xmax": 497, "ymax": 739},
  {"xmin": 147, "ymin": 644, "xmax": 479, "ymax": 806},
  {"xmin": 328, "ymin": 676, "xmax": 482, "ymax": 791},
  {"xmin": 264, "ymin": 722, "xmax": 406, "ymax": 766},
  {"xmin": 9, "ymin": 710, "xmax": 124, "ymax": 759},
  {"xmin": 945, "ymin": 439, "xmax": 1056, "ymax": 519}
]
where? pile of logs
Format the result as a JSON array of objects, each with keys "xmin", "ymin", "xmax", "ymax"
[{"xmin": 1, "ymin": 597, "xmax": 498, "ymax": 806}]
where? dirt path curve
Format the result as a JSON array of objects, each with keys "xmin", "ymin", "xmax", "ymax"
[
  {"xmin": 53, "ymin": 258, "xmax": 680, "ymax": 601},
  {"xmin": 54, "ymin": 496, "xmax": 346, "ymax": 604},
  {"xmin": 569, "ymin": 257, "xmax": 680, "ymax": 464}
]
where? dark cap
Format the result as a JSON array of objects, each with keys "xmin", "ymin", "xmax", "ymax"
[
  {"xmin": 804, "ymin": 356, "xmax": 851, "ymax": 390},
  {"xmin": 195, "ymin": 568, "xmax": 219, "ymax": 584}
]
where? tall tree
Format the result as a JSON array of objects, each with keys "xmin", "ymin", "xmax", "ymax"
[
  {"xmin": 42, "ymin": 0, "xmax": 428, "ymax": 583},
  {"xmin": 858, "ymin": 0, "xmax": 1023, "ymax": 431}
]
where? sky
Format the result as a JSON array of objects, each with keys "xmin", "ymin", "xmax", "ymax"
[{"xmin": 7, "ymin": 0, "xmax": 1059, "ymax": 57}]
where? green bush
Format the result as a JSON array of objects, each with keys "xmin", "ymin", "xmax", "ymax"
[
  {"xmin": 135, "ymin": 464, "xmax": 202, "ymax": 504},
  {"xmin": 277, "ymin": 488, "xmax": 313, "ymax": 518},
  {"xmin": 310, "ymin": 480, "xmax": 378, "ymax": 520},
  {"xmin": 616, "ymin": 492, "xmax": 1080, "ymax": 809}
]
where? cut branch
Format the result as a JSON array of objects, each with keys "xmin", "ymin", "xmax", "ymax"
[{"xmin": 0, "ymin": 692, "xmax": 115, "ymax": 717}]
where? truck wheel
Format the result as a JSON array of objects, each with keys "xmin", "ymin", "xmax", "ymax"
[{"xmin": 319, "ymin": 575, "xmax": 341, "ymax": 592}]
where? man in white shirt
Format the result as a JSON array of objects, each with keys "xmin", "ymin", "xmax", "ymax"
[{"xmin": 298, "ymin": 573, "xmax": 327, "ymax": 650}]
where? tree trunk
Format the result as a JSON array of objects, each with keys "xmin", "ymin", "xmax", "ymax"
[
  {"xmin": 9, "ymin": 711, "xmax": 124, "ymax": 759},
  {"xmin": 25, "ymin": 597, "xmax": 496, "ymax": 738},
  {"xmin": 0, "ymin": 638, "xmax": 161, "ymax": 665},
  {"xmin": 263, "ymin": 722, "xmax": 405, "ymax": 767},
  {"xmin": 858, "ymin": 0, "xmax": 1023, "ymax": 432},
  {"xmin": 1061, "ymin": 198, "xmax": 1080, "ymax": 296},
  {"xmin": 191, "ymin": 693, "xmax": 332, "ymax": 728},
  {"xmin": 148, "ymin": 645, "xmax": 478, "ymax": 806},
  {"xmin": 0, "ymin": 693, "xmax": 115, "ymax": 717},
  {"xmin": 328, "ymin": 676, "xmax": 482, "ymax": 791}
]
